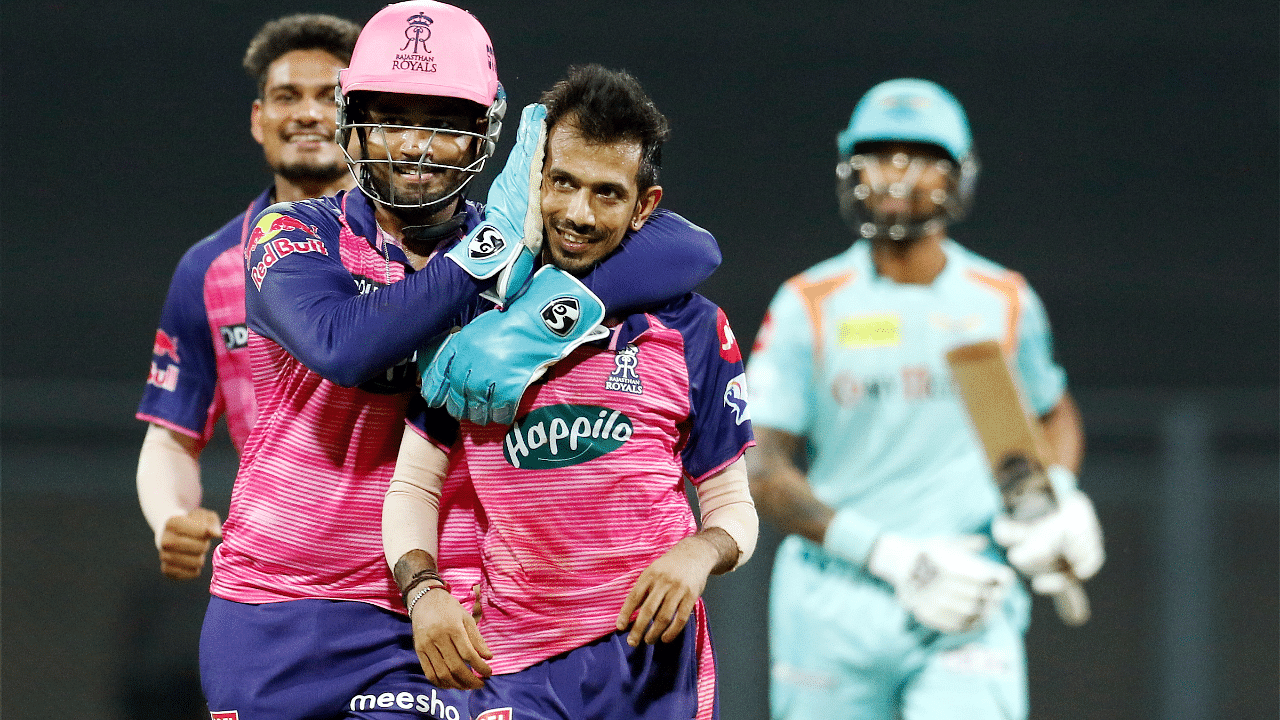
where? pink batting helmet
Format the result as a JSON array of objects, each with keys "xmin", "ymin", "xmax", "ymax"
[
  {"xmin": 340, "ymin": 0, "xmax": 498, "ymax": 106},
  {"xmin": 335, "ymin": 0, "xmax": 505, "ymax": 210}
]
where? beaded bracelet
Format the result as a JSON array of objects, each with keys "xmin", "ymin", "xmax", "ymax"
[
  {"xmin": 400, "ymin": 569, "xmax": 446, "ymax": 607},
  {"xmin": 406, "ymin": 582, "xmax": 448, "ymax": 618}
]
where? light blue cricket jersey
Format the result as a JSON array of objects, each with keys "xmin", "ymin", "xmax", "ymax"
[{"xmin": 747, "ymin": 239, "xmax": 1066, "ymax": 562}]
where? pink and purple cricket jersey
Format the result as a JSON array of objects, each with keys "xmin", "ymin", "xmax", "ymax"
[
  {"xmin": 136, "ymin": 189, "xmax": 271, "ymax": 451},
  {"xmin": 420, "ymin": 292, "xmax": 754, "ymax": 719}
]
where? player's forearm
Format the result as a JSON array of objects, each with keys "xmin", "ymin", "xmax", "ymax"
[
  {"xmin": 580, "ymin": 210, "xmax": 721, "ymax": 312},
  {"xmin": 691, "ymin": 527, "xmax": 741, "ymax": 576},
  {"xmin": 136, "ymin": 424, "xmax": 202, "ymax": 546},
  {"xmin": 746, "ymin": 435, "xmax": 835, "ymax": 545},
  {"xmin": 383, "ymin": 429, "xmax": 448, "ymax": 577},
  {"xmin": 250, "ymin": 253, "xmax": 484, "ymax": 387},
  {"xmin": 695, "ymin": 458, "xmax": 758, "ymax": 569},
  {"xmin": 1040, "ymin": 391, "xmax": 1085, "ymax": 473}
]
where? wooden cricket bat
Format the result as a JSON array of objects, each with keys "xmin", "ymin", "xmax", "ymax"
[{"xmin": 945, "ymin": 340, "xmax": 1091, "ymax": 626}]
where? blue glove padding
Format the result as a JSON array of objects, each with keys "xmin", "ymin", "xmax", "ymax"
[
  {"xmin": 446, "ymin": 103, "xmax": 546, "ymax": 304},
  {"xmin": 421, "ymin": 266, "xmax": 609, "ymax": 425}
]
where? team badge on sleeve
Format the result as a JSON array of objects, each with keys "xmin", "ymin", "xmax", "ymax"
[
  {"xmin": 724, "ymin": 373, "xmax": 750, "ymax": 425},
  {"xmin": 716, "ymin": 308, "xmax": 742, "ymax": 363}
]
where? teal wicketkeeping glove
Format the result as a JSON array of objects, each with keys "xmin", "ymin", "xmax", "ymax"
[
  {"xmin": 445, "ymin": 103, "xmax": 547, "ymax": 305},
  {"xmin": 420, "ymin": 266, "xmax": 610, "ymax": 425}
]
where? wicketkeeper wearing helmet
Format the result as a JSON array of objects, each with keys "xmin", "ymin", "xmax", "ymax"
[
  {"xmin": 199, "ymin": 2, "xmax": 722, "ymax": 718},
  {"xmin": 745, "ymin": 78, "xmax": 1105, "ymax": 720}
]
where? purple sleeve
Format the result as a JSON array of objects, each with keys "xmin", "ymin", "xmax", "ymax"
[
  {"xmin": 655, "ymin": 296, "xmax": 754, "ymax": 481},
  {"xmin": 136, "ymin": 228, "xmax": 234, "ymax": 440},
  {"xmin": 245, "ymin": 203, "xmax": 484, "ymax": 387},
  {"xmin": 581, "ymin": 209, "xmax": 721, "ymax": 313}
]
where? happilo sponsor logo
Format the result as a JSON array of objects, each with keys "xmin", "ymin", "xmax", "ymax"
[
  {"xmin": 349, "ymin": 687, "xmax": 462, "ymax": 719},
  {"xmin": 503, "ymin": 404, "xmax": 632, "ymax": 469}
]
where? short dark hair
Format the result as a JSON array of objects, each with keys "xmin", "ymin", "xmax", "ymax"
[
  {"xmin": 242, "ymin": 14, "xmax": 361, "ymax": 97},
  {"xmin": 540, "ymin": 64, "xmax": 670, "ymax": 191}
]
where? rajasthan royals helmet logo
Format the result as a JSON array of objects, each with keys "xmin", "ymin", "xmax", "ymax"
[
  {"xmin": 401, "ymin": 12, "xmax": 433, "ymax": 53},
  {"xmin": 468, "ymin": 227, "xmax": 506, "ymax": 260},
  {"xmin": 540, "ymin": 296, "xmax": 581, "ymax": 337}
]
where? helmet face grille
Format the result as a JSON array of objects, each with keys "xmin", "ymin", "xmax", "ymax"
[
  {"xmin": 836, "ymin": 152, "xmax": 976, "ymax": 242},
  {"xmin": 339, "ymin": 120, "xmax": 490, "ymax": 210}
]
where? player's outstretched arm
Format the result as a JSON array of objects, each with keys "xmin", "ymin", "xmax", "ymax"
[
  {"xmin": 579, "ymin": 209, "xmax": 721, "ymax": 312},
  {"xmin": 384, "ymin": 431, "xmax": 492, "ymax": 688},
  {"xmin": 136, "ymin": 424, "xmax": 222, "ymax": 580},
  {"xmin": 420, "ymin": 266, "xmax": 609, "ymax": 425},
  {"xmin": 420, "ymin": 214, "xmax": 721, "ymax": 425}
]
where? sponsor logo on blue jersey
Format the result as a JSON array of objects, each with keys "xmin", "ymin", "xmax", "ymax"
[
  {"xmin": 349, "ymin": 687, "xmax": 461, "ymax": 719},
  {"xmin": 503, "ymin": 404, "xmax": 633, "ymax": 469},
  {"xmin": 220, "ymin": 324, "xmax": 248, "ymax": 351}
]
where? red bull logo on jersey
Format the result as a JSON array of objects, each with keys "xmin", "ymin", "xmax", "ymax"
[
  {"xmin": 503, "ymin": 404, "xmax": 633, "ymax": 469},
  {"xmin": 147, "ymin": 362, "xmax": 179, "ymax": 391},
  {"xmin": 250, "ymin": 234, "xmax": 330, "ymax": 290},
  {"xmin": 248, "ymin": 212, "xmax": 320, "ymax": 250},
  {"xmin": 152, "ymin": 329, "xmax": 180, "ymax": 363}
]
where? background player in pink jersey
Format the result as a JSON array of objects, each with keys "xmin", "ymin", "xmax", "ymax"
[
  {"xmin": 135, "ymin": 13, "xmax": 359, "ymax": 581},
  {"xmin": 385, "ymin": 65, "xmax": 759, "ymax": 720}
]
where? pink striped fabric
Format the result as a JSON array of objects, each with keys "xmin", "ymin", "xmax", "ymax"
[{"xmin": 455, "ymin": 318, "xmax": 710, "ymax": 674}]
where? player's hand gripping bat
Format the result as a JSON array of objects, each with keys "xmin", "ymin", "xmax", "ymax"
[{"xmin": 945, "ymin": 340, "xmax": 1090, "ymax": 626}]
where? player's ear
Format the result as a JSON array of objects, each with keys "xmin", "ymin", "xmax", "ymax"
[
  {"xmin": 630, "ymin": 185, "xmax": 662, "ymax": 231},
  {"xmin": 250, "ymin": 99, "xmax": 266, "ymax": 146}
]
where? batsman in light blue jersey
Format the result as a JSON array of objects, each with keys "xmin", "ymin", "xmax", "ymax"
[{"xmin": 746, "ymin": 78, "xmax": 1105, "ymax": 720}]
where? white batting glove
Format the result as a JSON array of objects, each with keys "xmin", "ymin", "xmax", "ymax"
[
  {"xmin": 867, "ymin": 534, "xmax": 1015, "ymax": 634},
  {"xmin": 992, "ymin": 467, "xmax": 1105, "ymax": 595}
]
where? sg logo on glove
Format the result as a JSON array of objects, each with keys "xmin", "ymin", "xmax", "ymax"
[
  {"xmin": 468, "ymin": 226, "xmax": 507, "ymax": 260},
  {"xmin": 540, "ymin": 296, "xmax": 582, "ymax": 337}
]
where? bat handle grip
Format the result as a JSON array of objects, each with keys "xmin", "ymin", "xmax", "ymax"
[{"xmin": 1051, "ymin": 570, "xmax": 1091, "ymax": 626}]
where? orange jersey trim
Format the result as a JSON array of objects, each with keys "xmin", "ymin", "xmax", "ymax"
[
  {"xmin": 785, "ymin": 271, "xmax": 854, "ymax": 362},
  {"xmin": 964, "ymin": 269, "xmax": 1026, "ymax": 354}
]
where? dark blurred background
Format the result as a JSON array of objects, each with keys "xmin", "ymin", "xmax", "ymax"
[{"xmin": 2, "ymin": 1, "xmax": 1276, "ymax": 718}]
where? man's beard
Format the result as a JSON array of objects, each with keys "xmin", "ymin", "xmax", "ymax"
[
  {"xmin": 365, "ymin": 165, "xmax": 462, "ymax": 210},
  {"xmin": 275, "ymin": 159, "xmax": 348, "ymax": 186}
]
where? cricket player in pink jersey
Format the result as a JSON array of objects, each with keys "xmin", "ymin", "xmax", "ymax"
[
  {"xmin": 135, "ymin": 14, "xmax": 360, "ymax": 581},
  {"xmin": 385, "ymin": 65, "xmax": 759, "ymax": 720},
  {"xmin": 200, "ymin": 4, "xmax": 725, "ymax": 719}
]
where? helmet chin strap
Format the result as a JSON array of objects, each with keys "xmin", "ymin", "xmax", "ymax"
[{"xmin": 400, "ymin": 207, "xmax": 468, "ymax": 245}]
